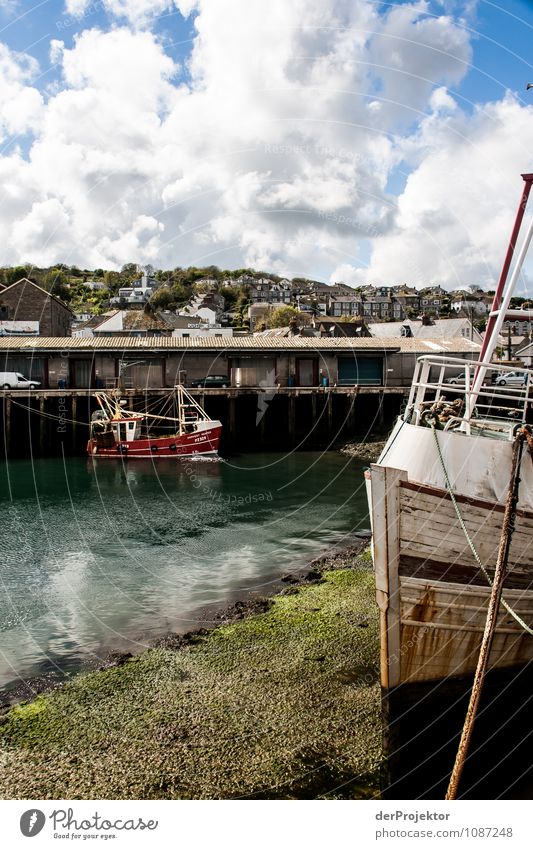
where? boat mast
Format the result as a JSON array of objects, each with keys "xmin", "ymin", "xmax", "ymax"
[
  {"xmin": 478, "ymin": 173, "xmax": 533, "ymax": 365},
  {"xmin": 177, "ymin": 384, "xmax": 184, "ymax": 436},
  {"xmin": 467, "ymin": 174, "xmax": 533, "ymax": 418}
]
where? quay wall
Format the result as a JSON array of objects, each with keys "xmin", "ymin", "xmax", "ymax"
[{"xmin": 0, "ymin": 388, "xmax": 406, "ymax": 458}]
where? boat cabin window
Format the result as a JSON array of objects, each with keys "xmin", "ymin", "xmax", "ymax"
[{"xmin": 111, "ymin": 420, "xmax": 140, "ymax": 442}]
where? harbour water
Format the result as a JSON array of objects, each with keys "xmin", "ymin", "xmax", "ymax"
[{"xmin": 0, "ymin": 451, "xmax": 369, "ymax": 693}]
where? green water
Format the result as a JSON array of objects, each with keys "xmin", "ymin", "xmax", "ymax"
[{"xmin": 0, "ymin": 452, "xmax": 370, "ymax": 691}]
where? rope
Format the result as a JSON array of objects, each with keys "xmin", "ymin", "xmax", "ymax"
[
  {"xmin": 431, "ymin": 425, "xmax": 533, "ymax": 636},
  {"xmin": 9, "ymin": 399, "xmax": 89, "ymax": 428},
  {"xmin": 445, "ymin": 430, "xmax": 525, "ymax": 799}
]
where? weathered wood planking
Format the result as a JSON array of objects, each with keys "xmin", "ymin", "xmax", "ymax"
[
  {"xmin": 399, "ymin": 483, "xmax": 533, "ymax": 577},
  {"xmin": 398, "ymin": 576, "xmax": 533, "ymax": 682}
]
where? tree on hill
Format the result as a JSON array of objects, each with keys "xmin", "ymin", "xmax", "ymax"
[
  {"xmin": 1, "ymin": 265, "xmax": 31, "ymax": 287},
  {"xmin": 263, "ymin": 306, "xmax": 312, "ymax": 328},
  {"xmin": 103, "ymin": 271, "xmax": 123, "ymax": 292},
  {"xmin": 121, "ymin": 263, "xmax": 138, "ymax": 279},
  {"xmin": 222, "ymin": 285, "xmax": 247, "ymax": 311},
  {"xmin": 44, "ymin": 269, "xmax": 71, "ymax": 302},
  {"xmin": 150, "ymin": 281, "xmax": 189, "ymax": 311}
]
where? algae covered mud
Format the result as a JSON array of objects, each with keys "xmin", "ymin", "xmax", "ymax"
[
  {"xmin": 0, "ymin": 550, "xmax": 383, "ymax": 800},
  {"xmin": 0, "ymin": 451, "xmax": 370, "ymax": 694}
]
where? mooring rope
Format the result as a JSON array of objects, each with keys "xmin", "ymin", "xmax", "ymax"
[
  {"xmin": 445, "ymin": 430, "xmax": 525, "ymax": 799},
  {"xmin": 9, "ymin": 398, "xmax": 89, "ymax": 428},
  {"xmin": 431, "ymin": 424, "xmax": 533, "ymax": 637}
]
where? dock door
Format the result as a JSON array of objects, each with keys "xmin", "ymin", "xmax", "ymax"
[
  {"xmin": 337, "ymin": 356, "xmax": 382, "ymax": 386},
  {"xmin": 296, "ymin": 358, "xmax": 318, "ymax": 386}
]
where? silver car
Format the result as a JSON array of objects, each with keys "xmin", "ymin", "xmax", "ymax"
[{"xmin": 494, "ymin": 371, "xmax": 527, "ymax": 386}]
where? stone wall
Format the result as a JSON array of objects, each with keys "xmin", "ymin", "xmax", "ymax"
[{"xmin": 0, "ymin": 279, "xmax": 72, "ymax": 336}]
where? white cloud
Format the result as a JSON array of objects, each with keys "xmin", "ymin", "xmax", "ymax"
[
  {"xmin": 0, "ymin": 0, "xmax": 531, "ymax": 287},
  {"xmin": 65, "ymin": 0, "xmax": 174, "ymax": 27},
  {"xmin": 343, "ymin": 95, "xmax": 533, "ymax": 289},
  {"xmin": 64, "ymin": 0, "xmax": 89, "ymax": 15},
  {"xmin": 0, "ymin": 1, "xmax": 20, "ymax": 14},
  {"xmin": 0, "ymin": 44, "xmax": 44, "ymax": 140}
]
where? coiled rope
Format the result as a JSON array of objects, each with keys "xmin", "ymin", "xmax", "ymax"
[{"xmin": 431, "ymin": 424, "xmax": 533, "ymax": 637}]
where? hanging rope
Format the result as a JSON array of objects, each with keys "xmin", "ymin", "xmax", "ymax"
[
  {"xmin": 9, "ymin": 398, "xmax": 89, "ymax": 428},
  {"xmin": 445, "ymin": 430, "xmax": 525, "ymax": 799},
  {"xmin": 431, "ymin": 425, "xmax": 533, "ymax": 637}
]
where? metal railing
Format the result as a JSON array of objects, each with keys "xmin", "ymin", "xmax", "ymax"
[{"xmin": 404, "ymin": 355, "xmax": 533, "ymax": 439}]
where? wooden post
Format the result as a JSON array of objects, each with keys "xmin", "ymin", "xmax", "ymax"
[
  {"xmin": 228, "ymin": 395, "xmax": 236, "ymax": 447},
  {"xmin": 39, "ymin": 397, "xmax": 46, "ymax": 456},
  {"xmin": 327, "ymin": 389, "xmax": 333, "ymax": 434},
  {"xmin": 71, "ymin": 396, "xmax": 77, "ymax": 453},
  {"xmin": 347, "ymin": 390, "xmax": 356, "ymax": 435},
  {"xmin": 5, "ymin": 395, "xmax": 11, "ymax": 457},
  {"xmin": 288, "ymin": 393, "xmax": 296, "ymax": 445},
  {"xmin": 378, "ymin": 391, "xmax": 385, "ymax": 430},
  {"xmin": 370, "ymin": 464, "xmax": 406, "ymax": 689}
]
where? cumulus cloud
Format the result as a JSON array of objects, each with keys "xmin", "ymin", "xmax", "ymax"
[
  {"xmin": 340, "ymin": 95, "xmax": 533, "ymax": 290},
  {"xmin": 0, "ymin": 0, "xmax": 531, "ymax": 287},
  {"xmin": 0, "ymin": 44, "xmax": 43, "ymax": 140},
  {"xmin": 65, "ymin": 0, "xmax": 174, "ymax": 27}
]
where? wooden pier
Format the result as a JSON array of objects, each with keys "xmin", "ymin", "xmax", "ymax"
[{"xmin": 1, "ymin": 386, "xmax": 407, "ymax": 457}]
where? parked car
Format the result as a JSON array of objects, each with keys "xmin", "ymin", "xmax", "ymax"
[
  {"xmin": 494, "ymin": 371, "xmax": 527, "ymax": 386},
  {"xmin": 0, "ymin": 372, "xmax": 41, "ymax": 390},
  {"xmin": 189, "ymin": 375, "xmax": 230, "ymax": 388},
  {"xmin": 444, "ymin": 371, "xmax": 497, "ymax": 386}
]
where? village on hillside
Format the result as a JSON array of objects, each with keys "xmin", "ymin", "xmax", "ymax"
[{"xmin": 0, "ymin": 264, "xmax": 531, "ymax": 364}]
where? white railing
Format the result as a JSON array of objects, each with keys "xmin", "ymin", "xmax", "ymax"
[{"xmin": 405, "ymin": 355, "xmax": 533, "ymax": 439}]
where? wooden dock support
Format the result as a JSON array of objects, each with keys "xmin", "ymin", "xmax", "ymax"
[
  {"xmin": 39, "ymin": 397, "xmax": 46, "ymax": 455},
  {"xmin": 228, "ymin": 396, "xmax": 236, "ymax": 446},
  {"xmin": 5, "ymin": 396, "xmax": 11, "ymax": 456},
  {"xmin": 71, "ymin": 396, "xmax": 77, "ymax": 452},
  {"xmin": 288, "ymin": 394, "xmax": 296, "ymax": 444},
  {"xmin": 378, "ymin": 391, "xmax": 385, "ymax": 429},
  {"xmin": 347, "ymin": 391, "xmax": 356, "ymax": 435},
  {"xmin": 327, "ymin": 390, "xmax": 333, "ymax": 434}
]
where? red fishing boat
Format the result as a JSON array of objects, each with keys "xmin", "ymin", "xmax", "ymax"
[{"xmin": 87, "ymin": 385, "xmax": 222, "ymax": 459}]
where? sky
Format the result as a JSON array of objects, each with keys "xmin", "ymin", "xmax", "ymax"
[{"xmin": 0, "ymin": 1, "xmax": 532, "ymax": 291}]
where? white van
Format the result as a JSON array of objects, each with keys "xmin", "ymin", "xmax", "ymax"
[{"xmin": 0, "ymin": 372, "xmax": 41, "ymax": 390}]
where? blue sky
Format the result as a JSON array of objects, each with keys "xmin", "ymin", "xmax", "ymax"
[
  {"xmin": 2, "ymin": 2, "xmax": 532, "ymax": 107},
  {"xmin": 0, "ymin": 0, "xmax": 532, "ymax": 288}
]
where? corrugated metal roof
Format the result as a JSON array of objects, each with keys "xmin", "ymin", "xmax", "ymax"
[{"xmin": 0, "ymin": 335, "xmax": 481, "ymax": 352}]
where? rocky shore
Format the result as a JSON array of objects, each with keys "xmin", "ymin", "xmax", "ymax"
[
  {"xmin": 0, "ymin": 544, "xmax": 383, "ymax": 800},
  {"xmin": 339, "ymin": 439, "xmax": 386, "ymax": 462}
]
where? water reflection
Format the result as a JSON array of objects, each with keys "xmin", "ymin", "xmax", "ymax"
[{"xmin": 0, "ymin": 452, "xmax": 369, "ymax": 690}]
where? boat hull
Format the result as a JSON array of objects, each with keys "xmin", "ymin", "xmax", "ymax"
[
  {"xmin": 367, "ymin": 422, "xmax": 533, "ymax": 686},
  {"xmin": 87, "ymin": 424, "xmax": 222, "ymax": 459}
]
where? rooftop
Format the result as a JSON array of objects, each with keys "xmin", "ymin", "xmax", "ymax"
[{"xmin": 0, "ymin": 335, "xmax": 482, "ymax": 353}]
